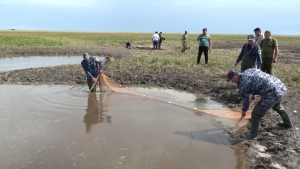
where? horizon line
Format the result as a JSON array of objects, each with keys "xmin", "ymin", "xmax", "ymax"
[{"xmin": 1, "ymin": 29, "xmax": 299, "ymax": 36}]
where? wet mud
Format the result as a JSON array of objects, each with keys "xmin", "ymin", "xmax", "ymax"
[{"xmin": 0, "ymin": 46, "xmax": 130, "ymax": 59}]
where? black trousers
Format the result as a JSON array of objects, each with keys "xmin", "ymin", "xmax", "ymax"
[
  {"xmin": 197, "ymin": 46, "xmax": 209, "ymax": 64},
  {"xmin": 158, "ymin": 42, "xmax": 162, "ymax": 49}
]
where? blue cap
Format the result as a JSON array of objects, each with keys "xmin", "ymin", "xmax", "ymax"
[
  {"xmin": 247, "ymin": 34, "xmax": 255, "ymax": 40},
  {"xmin": 83, "ymin": 52, "xmax": 90, "ymax": 60},
  {"xmin": 227, "ymin": 70, "xmax": 238, "ymax": 82}
]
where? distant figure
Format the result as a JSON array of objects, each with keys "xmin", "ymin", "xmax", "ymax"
[
  {"xmin": 152, "ymin": 31, "xmax": 160, "ymax": 49},
  {"xmin": 227, "ymin": 69, "xmax": 292, "ymax": 140},
  {"xmin": 196, "ymin": 28, "xmax": 211, "ymax": 64},
  {"xmin": 253, "ymin": 27, "xmax": 264, "ymax": 46},
  {"xmin": 260, "ymin": 30, "xmax": 279, "ymax": 75},
  {"xmin": 235, "ymin": 34, "xmax": 262, "ymax": 72},
  {"xmin": 158, "ymin": 32, "xmax": 165, "ymax": 49},
  {"xmin": 181, "ymin": 30, "xmax": 188, "ymax": 52},
  {"xmin": 81, "ymin": 52, "xmax": 103, "ymax": 92},
  {"xmin": 125, "ymin": 41, "xmax": 131, "ymax": 49}
]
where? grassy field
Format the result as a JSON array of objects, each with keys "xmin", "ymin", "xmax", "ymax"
[
  {"xmin": 1, "ymin": 30, "xmax": 300, "ymax": 48},
  {"xmin": 0, "ymin": 30, "xmax": 299, "ymax": 93}
]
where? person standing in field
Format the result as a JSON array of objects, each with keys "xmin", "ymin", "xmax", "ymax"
[
  {"xmin": 260, "ymin": 30, "xmax": 279, "ymax": 75},
  {"xmin": 181, "ymin": 30, "xmax": 188, "ymax": 52},
  {"xmin": 253, "ymin": 27, "xmax": 264, "ymax": 46},
  {"xmin": 152, "ymin": 31, "xmax": 160, "ymax": 49},
  {"xmin": 81, "ymin": 52, "xmax": 103, "ymax": 92},
  {"xmin": 235, "ymin": 34, "xmax": 262, "ymax": 72},
  {"xmin": 196, "ymin": 28, "xmax": 211, "ymax": 65},
  {"xmin": 158, "ymin": 32, "xmax": 165, "ymax": 49}
]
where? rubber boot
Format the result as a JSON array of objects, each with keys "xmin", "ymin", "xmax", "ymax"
[
  {"xmin": 247, "ymin": 104, "xmax": 266, "ymax": 139},
  {"xmin": 248, "ymin": 113, "xmax": 260, "ymax": 139},
  {"xmin": 273, "ymin": 103, "xmax": 292, "ymax": 128},
  {"xmin": 276, "ymin": 110, "xmax": 292, "ymax": 128}
]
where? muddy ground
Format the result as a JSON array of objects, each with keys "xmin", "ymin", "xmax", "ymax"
[
  {"xmin": 0, "ymin": 46, "xmax": 131, "ymax": 59},
  {"xmin": 0, "ymin": 43, "xmax": 300, "ymax": 169}
]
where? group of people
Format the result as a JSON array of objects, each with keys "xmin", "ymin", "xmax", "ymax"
[
  {"xmin": 125, "ymin": 31, "xmax": 166, "ymax": 50},
  {"xmin": 227, "ymin": 27, "xmax": 292, "ymax": 141},
  {"xmin": 81, "ymin": 27, "xmax": 293, "ymax": 141},
  {"xmin": 151, "ymin": 31, "xmax": 165, "ymax": 49},
  {"xmin": 235, "ymin": 28, "xmax": 278, "ymax": 75}
]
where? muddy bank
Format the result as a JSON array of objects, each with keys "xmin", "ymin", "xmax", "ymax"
[
  {"xmin": 0, "ymin": 64, "xmax": 300, "ymax": 168},
  {"xmin": 0, "ymin": 46, "xmax": 130, "ymax": 59}
]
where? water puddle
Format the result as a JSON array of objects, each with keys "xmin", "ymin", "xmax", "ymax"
[
  {"xmin": 0, "ymin": 85, "xmax": 249, "ymax": 169},
  {"xmin": 0, "ymin": 56, "xmax": 104, "ymax": 72}
]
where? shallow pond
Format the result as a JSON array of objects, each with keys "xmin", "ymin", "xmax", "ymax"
[{"xmin": 0, "ymin": 85, "xmax": 248, "ymax": 169}]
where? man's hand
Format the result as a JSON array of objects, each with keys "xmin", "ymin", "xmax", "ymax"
[
  {"xmin": 241, "ymin": 111, "xmax": 247, "ymax": 118},
  {"xmin": 273, "ymin": 57, "xmax": 277, "ymax": 63},
  {"xmin": 235, "ymin": 62, "xmax": 238, "ymax": 66},
  {"xmin": 209, "ymin": 46, "xmax": 212, "ymax": 50},
  {"xmin": 197, "ymin": 34, "xmax": 203, "ymax": 41},
  {"xmin": 92, "ymin": 78, "xmax": 97, "ymax": 83}
]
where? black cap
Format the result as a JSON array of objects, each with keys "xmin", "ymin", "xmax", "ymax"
[
  {"xmin": 203, "ymin": 28, "xmax": 207, "ymax": 31},
  {"xmin": 254, "ymin": 27, "xmax": 261, "ymax": 32}
]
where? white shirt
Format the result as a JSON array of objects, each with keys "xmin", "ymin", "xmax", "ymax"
[
  {"xmin": 255, "ymin": 34, "xmax": 264, "ymax": 46},
  {"xmin": 152, "ymin": 34, "xmax": 160, "ymax": 41}
]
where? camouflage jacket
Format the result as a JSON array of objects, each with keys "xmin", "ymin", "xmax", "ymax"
[
  {"xmin": 236, "ymin": 43, "xmax": 262, "ymax": 69},
  {"xmin": 182, "ymin": 34, "xmax": 187, "ymax": 41},
  {"xmin": 238, "ymin": 69, "xmax": 287, "ymax": 112}
]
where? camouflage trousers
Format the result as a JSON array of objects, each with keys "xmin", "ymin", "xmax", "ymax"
[{"xmin": 182, "ymin": 41, "xmax": 187, "ymax": 52}]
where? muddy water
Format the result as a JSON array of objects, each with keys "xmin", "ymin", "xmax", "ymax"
[
  {"xmin": 0, "ymin": 56, "xmax": 104, "ymax": 72},
  {"xmin": 130, "ymin": 87, "xmax": 225, "ymax": 110},
  {"xmin": 0, "ymin": 85, "xmax": 249, "ymax": 169}
]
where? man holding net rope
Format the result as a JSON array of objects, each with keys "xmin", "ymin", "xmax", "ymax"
[{"xmin": 81, "ymin": 52, "xmax": 104, "ymax": 92}]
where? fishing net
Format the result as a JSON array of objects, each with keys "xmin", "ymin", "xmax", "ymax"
[{"xmin": 99, "ymin": 73, "xmax": 251, "ymax": 121}]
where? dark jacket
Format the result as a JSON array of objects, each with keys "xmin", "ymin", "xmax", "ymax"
[
  {"xmin": 159, "ymin": 35, "xmax": 165, "ymax": 43},
  {"xmin": 236, "ymin": 43, "xmax": 262, "ymax": 69},
  {"xmin": 81, "ymin": 56, "xmax": 103, "ymax": 80},
  {"xmin": 126, "ymin": 41, "xmax": 131, "ymax": 46}
]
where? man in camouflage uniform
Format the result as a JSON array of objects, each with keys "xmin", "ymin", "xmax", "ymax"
[
  {"xmin": 227, "ymin": 69, "xmax": 292, "ymax": 140},
  {"xmin": 181, "ymin": 30, "xmax": 188, "ymax": 52},
  {"xmin": 235, "ymin": 34, "xmax": 262, "ymax": 72}
]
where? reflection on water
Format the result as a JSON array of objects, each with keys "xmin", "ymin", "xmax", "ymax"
[
  {"xmin": 0, "ymin": 56, "xmax": 105, "ymax": 71},
  {"xmin": 84, "ymin": 93, "xmax": 111, "ymax": 133},
  {"xmin": 129, "ymin": 86, "xmax": 251, "ymax": 120},
  {"xmin": 129, "ymin": 87, "xmax": 225, "ymax": 110},
  {"xmin": 230, "ymin": 143, "xmax": 250, "ymax": 169},
  {"xmin": 174, "ymin": 129, "xmax": 231, "ymax": 146}
]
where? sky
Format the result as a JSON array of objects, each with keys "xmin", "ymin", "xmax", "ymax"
[{"xmin": 1, "ymin": 0, "xmax": 300, "ymax": 35}]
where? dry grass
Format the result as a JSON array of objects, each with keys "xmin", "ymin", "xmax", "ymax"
[
  {"xmin": 1, "ymin": 30, "xmax": 300, "ymax": 49},
  {"xmin": 107, "ymin": 48, "xmax": 300, "ymax": 93},
  {"xmin": 1, "ymin": 30, "xmax": 299, "ymax": 93}
]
